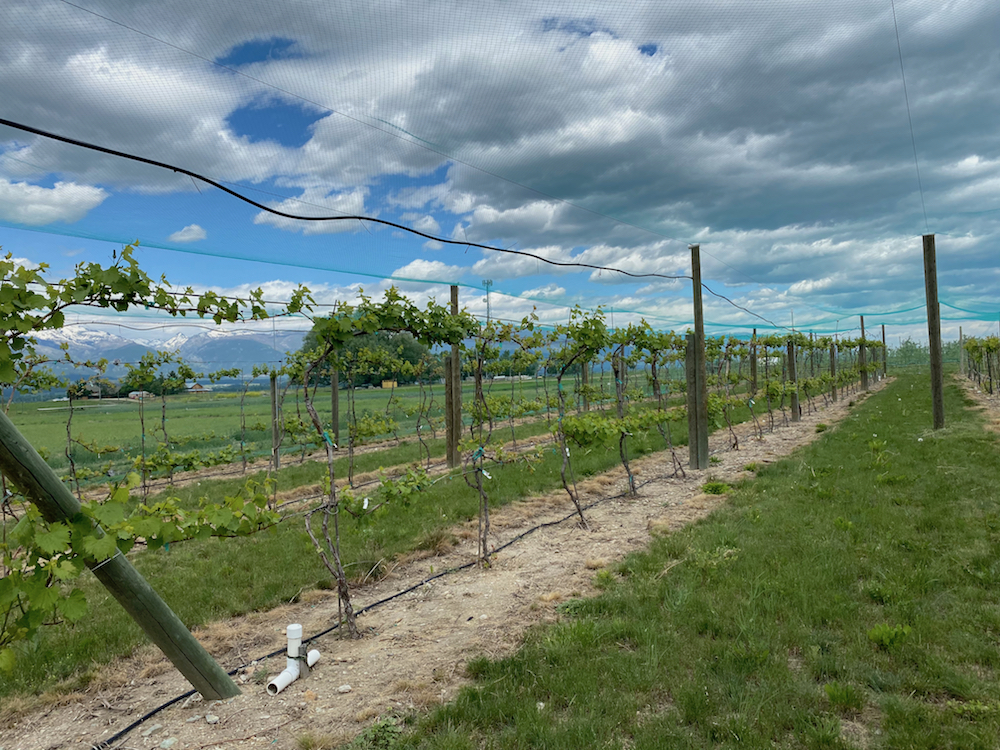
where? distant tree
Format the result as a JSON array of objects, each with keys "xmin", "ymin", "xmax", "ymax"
[{"xmin": 297, "ymin": 326, "xmax": 431, "ymax": 386}]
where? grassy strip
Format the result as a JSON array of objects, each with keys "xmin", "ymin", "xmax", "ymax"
[
  {"xmin": 397, "ymin": 371, "xmax": 1000, "ymax": 749},
  {"xmin": 1, "ymin": 399, "xmax": 692, "ymax": 696},
  {"xmin": 0, "ymin": 384, "xmax": 843, "ymax": 698}
]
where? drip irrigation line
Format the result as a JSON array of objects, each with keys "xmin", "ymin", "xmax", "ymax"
[
  {"xmin": 0, "ymin": 117, "xmax": 782, "ymax": 329},
  {"xmin": 91, "ymin": 471, "xmax": 654, "ymax": 750}
]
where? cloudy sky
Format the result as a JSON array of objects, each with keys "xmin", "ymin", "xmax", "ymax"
[{"xmin": 1, "ymin": 0, "xmax": 998, "ymax": 344}]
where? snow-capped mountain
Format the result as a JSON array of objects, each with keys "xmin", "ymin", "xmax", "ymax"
[
  {"xmin": 32, "ymin": 328, "xmax": 148, "ymax": 361},
  {"xmin": 25, "ymin": 326, "xmax": 306, "ymax": 376},
  {"xmin": 176, "ymin": 329, "xmax": 304, "ymax": 369},
  {"xmin": 161, "ymin": 333, "xmax": 190, "ymax": 351}
]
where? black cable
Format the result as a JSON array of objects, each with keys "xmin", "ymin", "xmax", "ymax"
[
  {"xmin": 0, "ymin": 117, "xmax": 683, "ymax": 282},
  {"xmin": 0, "ymin": 117, "xmax": 784, "ymax": 329},
  {"xmin": 51, "ymin": 0, "xmax": 701, "ymax": 251}
]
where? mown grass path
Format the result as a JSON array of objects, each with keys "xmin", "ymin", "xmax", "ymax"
[{"xmin": 400, "ymin": 371, "xmax": 1000, "ymax": 749}]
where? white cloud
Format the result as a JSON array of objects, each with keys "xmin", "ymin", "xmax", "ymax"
[
  {"xmin": 472, "ymin": 245, "xmax": 574, "ymax": 280},
  {"xmin": 0, "ymin": 179, "xmax": 107, "ymax": 225},
  {"xmin": 253, "ymin": 187, "xmax": 370, "ymax": 235},
  {"xmin": 391, "ymin": 258, "xmax": 463, "ymax": 283},
  {"xmin": 2, "ymin": 0, "xmax": 998, "ymax": 332},
  {"xmin": 388, "ymin": 182, "xmax": 450, "ymax": 209},
  {"xmin": 7, "ymin": 256, "xmax": 39, "ymax": 270},
  {"xmin": 522, "ymin": 283, "xmax": 565, "ymax": 300},
  {"xmin": 409, "ymin": 214, "xmax": 441, "ymax": 235},
  {"xmin": 168, "ymin": 224, "xmax": 207, "ymax": 243}
]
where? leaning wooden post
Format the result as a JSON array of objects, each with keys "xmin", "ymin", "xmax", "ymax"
[
  {"xmin": 830, "ymin": 340, "xmax": 837, "ymax": 402},
  {"xmin": 787, "ymin": 338, "xmax": 800, "ymax": 422},
  {"xmin": 923, "ymin": 234, "xmax": 945, "ymax": 429},
  {"xmin": 881, "ymin": 324, "xmax": 887, "ymax": 379},
  {"xmin": 447, "ymin": 284, "xmax": 463, "ymax": 467},
  {"xmin": 0, "ymin": 411, "xmax": 240, "ymax": 699},
  {"xmin": 689, "ymin": 245, "xmax": 709, "ymax": 469},
  {"xmin": 749, "ymin": 328, "xmax": 758, "ymax": 395},
  {"xmin": 330, "ymin": 368, "xmax": 340, "ymax": 446},
  {"xmin": 581, "ymin": 359, "xmax": 590, "ymax": 412},
  {"xmin": 859, "ymin": 315, "xmax": 869, "ymax": 391},
  {"xmin": 270, "ymin": 370, "xmax": 280, "ymax": 470}
]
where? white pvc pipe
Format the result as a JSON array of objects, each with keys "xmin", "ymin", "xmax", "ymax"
[{"xmin": 267, "ymin": 624, "xmax": 321, "ymax": 695}]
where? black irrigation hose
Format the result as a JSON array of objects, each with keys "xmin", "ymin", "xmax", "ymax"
[{"xmin": 91, "ymin": 475, "xmax": 653, "ymax": 749}]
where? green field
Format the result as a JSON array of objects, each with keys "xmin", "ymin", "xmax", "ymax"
[{"xmin": 7, "ymin": 376, "xmax": 599, "ymax": 480}]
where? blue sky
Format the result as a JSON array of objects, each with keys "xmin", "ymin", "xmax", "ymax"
[{"xmin": 1, "ymin": 0, "xmax": 999, "ymax": 344}]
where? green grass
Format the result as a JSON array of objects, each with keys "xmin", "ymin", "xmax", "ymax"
[
  {"xmin": 0, "ymin": 389, "xmax": 693, "ymax": 697},
  {"xmin": 0, "ymin": 373, "xmax": 861, "ymax": 699},
  {"xmin": 397, "ymin": 371, "xmax": 1000, "ymax": 749}
]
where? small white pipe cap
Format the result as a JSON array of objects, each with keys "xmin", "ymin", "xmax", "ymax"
[{"xmin": 287, "ymin": 623, "xmax": 303, "ymax": 639}]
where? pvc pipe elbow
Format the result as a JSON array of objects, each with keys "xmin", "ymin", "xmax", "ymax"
[
  {"xmin": 266, "ymin": 665, "xmax": 298, "ymax": 695},
  {"xmin": 266, "ymin": 624, "xmax": 321, "ymax": 695}
]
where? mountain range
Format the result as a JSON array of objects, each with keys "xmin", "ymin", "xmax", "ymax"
[{"xmin": 30, "ymin": 327, "xmax": 306, "ymax": 379}]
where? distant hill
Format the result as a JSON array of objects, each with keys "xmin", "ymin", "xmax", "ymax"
[{"xmin": 23, "ymin": 326, "xmax": 306, "ymax": 382}]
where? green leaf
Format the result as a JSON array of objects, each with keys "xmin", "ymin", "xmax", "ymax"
[
  {"xmin": 34, "ymin": 524, "xmax": 71, "ymax": 555},
  {"xmin": 90, "ymin": 501, "xmax": 127, "ymax": 527},
  {"xmin": 207, "ymin": 507, "xmax": 235, "ymax": 529},
  {"xmin": 81, "ymin": 532, "xmax": 119, "ymax": 562},
  {"xmin": 60, "ymin": 589, "xmax": 88, "ymax": 622},
  {"xmin": 52, "ymin": 558, "xmax": 84, "ymax": 582},
  {"xmin": 0, "ymin": 647, "xmax": 15, "ymax": 673}
]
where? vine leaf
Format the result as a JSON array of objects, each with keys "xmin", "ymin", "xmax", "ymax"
[
  {"xmin": 81, "ymin": 533, "xmax": 119, "ymax": 562},
  {"xmin": 34, "ymin": 524, "xmax": 71, "ymax": 555},
  {"xmin": 88, "ymin": 500, "xmax": 127, "ymax": 527},
  {"xmin": 60, "ymin": 589, "xmax": 88, "ymax": 622}
]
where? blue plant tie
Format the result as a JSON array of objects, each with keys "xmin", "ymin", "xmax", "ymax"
[{"xmin": 322, "ymin": 430, "xmax": 334, "ymax": 446}]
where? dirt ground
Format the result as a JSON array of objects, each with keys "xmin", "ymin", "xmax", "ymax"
[
  {"xmin": 0, "ymin": 382, "xmax": 887, "ymax": 750},
  {"xmin": 959, "ymin": 371, "xmax": 1000, "ymax": 432}
]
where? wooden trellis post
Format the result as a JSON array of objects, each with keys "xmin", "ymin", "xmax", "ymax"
[
  {"xmin": 787, "ymin": 338, "xmax": 800, "ymax": 422},
  {"xmin": 830, "ymin": 340, "xmax": 837, "ymax": 402},
  {"xmin": 330, "ymin": 368, "xmax": 340, "ymax": 446},
  {"xmin": 959, "ymin": 326, "xmax": 966, "ymax": 377},
  {"xmin": 923, "ymin": 234, "xmax": 945, "ymax": 429},
  {"xmin": 446, "ymin": 284, "xmax": 462, "ymax": 468},
  {"xmin": 0, "ymin": 411, "xmax": 240, "ymax": 700},
  {"xmin": 881, "ymin": 324, "xmax": 887, "ymax": 378},
  {"xmin": 860, "ymin": 315, "xmax": 869, "ymax": 391},
  {"xmin": 687, "ymin": 245, "xmax": 709, "ymax": 469},
  {"xmin": 270, "ymin": 370, "xmax": 280, "ymax": 470},
  {"xmin": 749, "ymin": 328, "xmax": 758, "ymax": 394}
]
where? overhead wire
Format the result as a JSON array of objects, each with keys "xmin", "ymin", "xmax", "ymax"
[
  {"xmin": 0, "ymin": 117, "xmax": 788, "ymax": 330},
  {"xmin": 889, "ymin": 0, "xmax": 929, "ymax": 234},
  {"xmin": 43, "ymin": 0, "xmax": 823, "ymax": 298}
]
